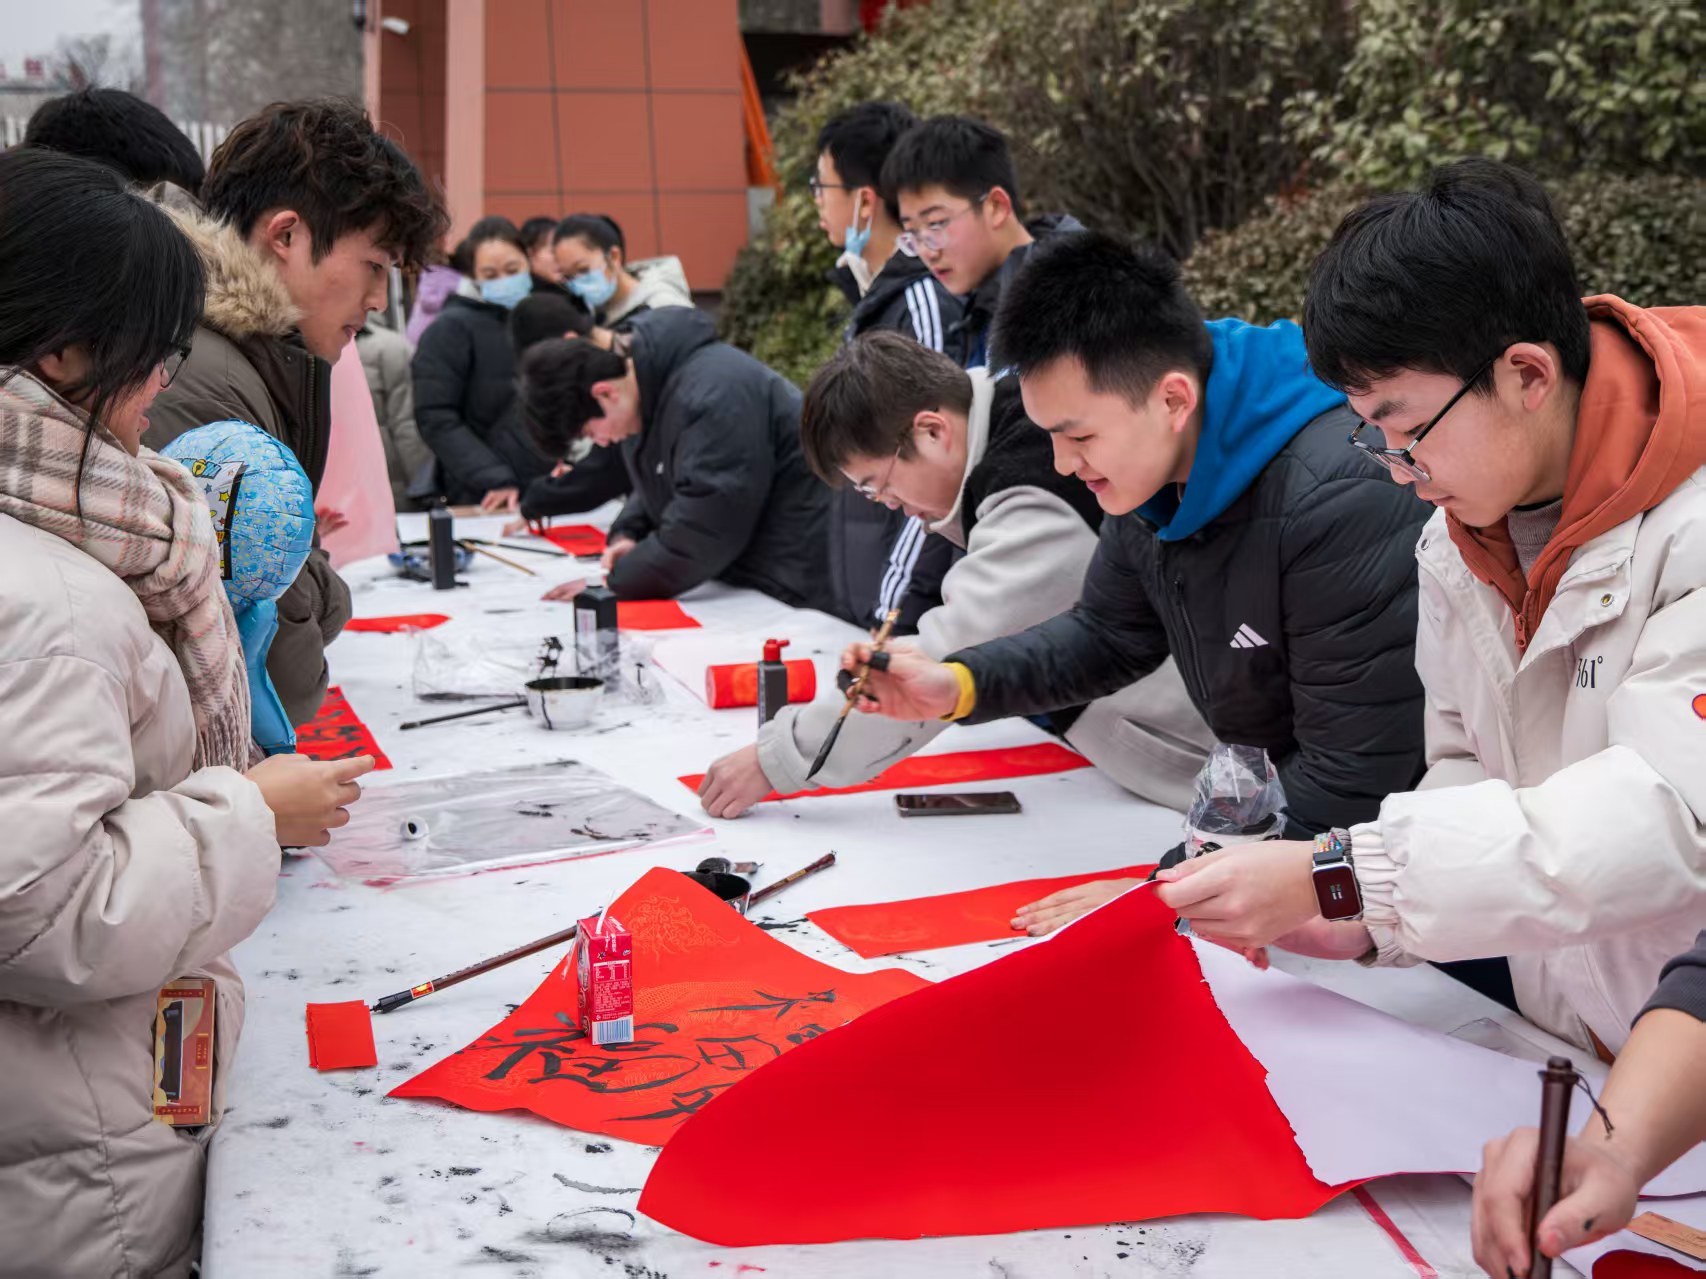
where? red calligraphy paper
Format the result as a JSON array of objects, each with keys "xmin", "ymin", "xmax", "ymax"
[
  {"xmin": 538, "ymin": 524, "xmax": 608, "ymax": 556},
  {"xmin": 617, "ymin": 600, "xmax": 701, "ymax": 631},
  {"xmin": 639, "ymin": 885, "xmax": 1345, "ymax": 1245},
  {"xmin": 295, "ymin": 686, "xmax": 392, "ymax": 770},
  {"xmin": 304, "ymin": 1000, "xmax": 378, "ymax": 1070},
  {"xmin": 1596, "ymin": 1252, "xmax": 1702, "ymax": 1277},
  {"xmin": 807, "ymin": 863, "xmax": 1157, "ymax": 957},
  {"xmin": 390, "ymin": 868, "xmax": 928, "ymax": 1146},
  {"xmin": 679, "ymin": 741, "xmax": 1091, "ymax": 802},
  {"xmin": 344, "ymin": 613, "xmax": 451, "ymax": 634}
]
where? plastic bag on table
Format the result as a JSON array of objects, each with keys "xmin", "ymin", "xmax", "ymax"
[
  {"xmin": 412, "ymin": 628, "xmax": 565, "ymax": 700},
  {"xmin": 1183, "ymin": 742, "xmax": 1287, "ymax": 858},
  {"xmin": 313, "ymin": 760, "xmax": 710, "ymax": 881},
  {"xmin": 601, "ymin": 634, "xmax": 665, "ymax": 707}
]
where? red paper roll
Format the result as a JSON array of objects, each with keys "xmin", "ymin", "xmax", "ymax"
[{"xmin": 705, "ymin": 660, "xmax": 816, "ymax": 709}]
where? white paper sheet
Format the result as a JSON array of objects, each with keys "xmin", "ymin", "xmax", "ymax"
[{"xmin": 1194, "ymin": 940, "xmax": 1706, "ymax": 1199}]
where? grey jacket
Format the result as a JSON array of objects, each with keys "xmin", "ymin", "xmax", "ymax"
[
  {"xmin": 355, "ymin": 320, "xmax": 432, "ymax": 511},
  {"xmin": 142, "ymin": 204, "xmax": 352, "ymax": 728},
  {"xmin": 757, "ymin": 371, "xmax": 1212, "ymax": 806}
]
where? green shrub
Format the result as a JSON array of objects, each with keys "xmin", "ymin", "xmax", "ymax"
[
  {"xmin": 1183, "ymin": 172, "xmax": 1706, "ymax": 325},
  {"xmin": 1289, "ymin": 0, "xmax": 1706, "ymax": 189},
  {"xmin": 721, "ymin": 0, "xmax": 1351, "ymax": 386},
  {"xmin": 724, "ymin": 0, "xmax": 1703, "ymax": 388}
]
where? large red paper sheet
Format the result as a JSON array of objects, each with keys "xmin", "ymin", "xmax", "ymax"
[
  {"xmin": 295, "ymin": 685, "xmax": 392, "ymax": 770},
  {"xmin": 390, "ymin": 868, "xmax": 928, "ymax": 1146},
  {"xmin": 678, "ymin": 741, "xmax": 1092, "ymax": 802},
  {"xmin": 808, "ymin": 864, "xmax": 1157, "ymax": 957},
  {"xmin": 537, "ymin": 524, "xmax": 607, "ymax": 556},
  {"xmin": 1596, "ymin": 1252, "xmax": 1703, "ymax": 1277},
  {"xmin": 639, "ymin": 886, "xmax": 1344, "ymax": 1245},
  {"xmin": 617, "ymin": 600, "xmax": 701, "ymax": 631}
]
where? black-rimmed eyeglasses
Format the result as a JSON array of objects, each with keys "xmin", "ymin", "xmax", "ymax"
[{"xmin": 1347, "ymin": 356, "xmax": 1495, "ymax": 484}]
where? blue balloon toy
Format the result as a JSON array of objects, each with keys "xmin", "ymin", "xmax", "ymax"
[{"xmin": 162, "ymin": 421, "xmax": 317, "ymax": 756}]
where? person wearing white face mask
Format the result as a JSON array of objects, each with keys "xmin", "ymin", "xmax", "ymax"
[
  {"xmin": 551, "ymin": 213, "xmax": 693, "ymax": 330},
  {"xmin": 412, "ymin": 217, "xmax": 558, "ymax": 512}
]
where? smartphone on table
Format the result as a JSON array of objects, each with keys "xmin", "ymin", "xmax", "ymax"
[{"xmin": 894, "ymin": 791, "xmax": 1022, "ymax": 817}]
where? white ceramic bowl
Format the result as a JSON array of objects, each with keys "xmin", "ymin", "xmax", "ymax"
[{"xmin": 525, "ymin": 675, "xmax": 604, "ymax": 730}]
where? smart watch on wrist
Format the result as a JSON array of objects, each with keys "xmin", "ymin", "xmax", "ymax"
[{"xmin": 1311, "ymin": 827, "xmax": 1363, "ymax": 921}]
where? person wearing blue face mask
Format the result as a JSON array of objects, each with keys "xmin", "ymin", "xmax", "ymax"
[
  {"xmin": 413, "ymin": 216, "xmax": 560, "ymax": 511},
  {"xmin": 552, "ymin": 213, "xmax": 693, "ymax": 330}
]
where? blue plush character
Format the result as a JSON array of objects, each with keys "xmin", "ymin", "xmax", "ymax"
[{"xmin": 162, "ymin": 421, "xmax": 317, "ymax": 755}]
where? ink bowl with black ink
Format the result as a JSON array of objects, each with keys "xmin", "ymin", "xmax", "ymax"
[{"xmin": 525, "ymin": 676, "xmax": 604, "ymax": 731}]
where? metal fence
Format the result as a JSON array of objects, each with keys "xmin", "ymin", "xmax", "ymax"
[{"xmin": 2, "ymin": 116, "xmax": 229, "ymax": 161}]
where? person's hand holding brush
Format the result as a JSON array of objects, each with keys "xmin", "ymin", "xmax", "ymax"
[{"xmin": 838, "ymin": 640, "xmax": 962, "ymax": 720}]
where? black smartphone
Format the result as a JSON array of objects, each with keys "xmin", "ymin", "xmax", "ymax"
[{"xmin": 895, "ymin": 791, "xmax": 1023, "ymax": 817}]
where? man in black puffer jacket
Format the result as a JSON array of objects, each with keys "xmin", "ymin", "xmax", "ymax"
[
  {"xmin": 520, "ymin": 309, "xmax": 832, "ymax": 611},
  {"xmin": 850, "ymin": 232, "xmax": 1430, "ymax": 934}
]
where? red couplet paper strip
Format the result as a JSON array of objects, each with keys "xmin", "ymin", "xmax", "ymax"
[
  {"xmin": 678, "ymin": 740, "xmax": 1092, "ymax": 802},
  {"xmin": 295, "ymin": 686, "xmax": 393, "ymax": 770},
  {"xmin": 537, "ymin": 524, "xmax": 608, "ymax": 556},
  {"xmin": 1595, "ymin": 1253, "xmax": 1702, "ymax": 1277},
  {"xmin": 617, "ymin": 600, "xmax": 701, "ymax": 631},
  {"xmin": 639, "ymin": 886, "xmax": 1345, "ymax": 1246},
  {"xmin": 390, "ymin": 868, "xmax": 928, "ymax": 1146},
  {"xmin": 807, "ymin": 863, "xmax": 1158, "ymax": 958},
  {"xmin": 344, "ymin": 613, "xmax": 452, "ymax": 634},
  {"xmin": 305, "ymin": 1000, "xmax": 379, "ymax": 1070}
]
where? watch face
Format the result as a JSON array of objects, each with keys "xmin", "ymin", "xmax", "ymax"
[{"xmin": 1313, "ymin": 864, "xmax": 1361, "ymax": 921}]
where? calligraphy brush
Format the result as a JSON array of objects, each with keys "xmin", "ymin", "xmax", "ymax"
[
  {"xmin": 458, "ymin": 539, "xmax": 538, "ymax": 576},
  {"xmin": 459, "ymin": 536, "xmax": 571, "ymax": 559},
  {"xmin": 746, "ymin": 851, "xmax": 836, "ymax": 909},
  {"xmin": 398, "ymin": 699, "xmax": 526, "ymax": 730},
  {"xmin": 370, "ymin": 923, "xmax": 581, "ymax": 1014},
  {"xmin": 368, "ymin": 853, "xmax": 838, "ymax": 1014},
  {"xmin": 804, "ymin": 609, "xmax": 900, "ymax": 782}
]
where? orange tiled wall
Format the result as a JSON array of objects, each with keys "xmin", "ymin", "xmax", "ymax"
[
  {"xmin": 482, "ymin": 0, "xmax": 748, "ymax": 290},
  {"xmin": 376, "ymin": 0, "xmax": 449, "ymax": 205}
]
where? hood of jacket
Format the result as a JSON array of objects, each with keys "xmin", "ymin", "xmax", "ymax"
[
  {"xmin": 1447, "ymin": 295, "xmax": 1706, "ymax": 649},
  {"xmin": 1139, "ymin": 318, "xmax": 1346, "ymax": 542},
  {"xmin": 630, "ymin": 307, "xmax": 720, "ymax": 421},
  {"xmin": 163, "ymin": 201, "xmax": 300, "ymax": 342}
]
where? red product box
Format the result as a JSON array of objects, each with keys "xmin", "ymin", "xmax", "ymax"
[{"xmin": 575, "ymin": 914, "xmax": 634, "ymax": 1046}]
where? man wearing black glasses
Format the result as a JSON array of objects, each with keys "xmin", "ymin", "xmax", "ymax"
[{"xmin": 1153, "ymin": 158, "xmax": 1706, "ymax": 1064}]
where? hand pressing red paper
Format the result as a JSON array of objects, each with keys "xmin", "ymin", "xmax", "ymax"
[{"xmin": 809, "ymin": 864, "xmax": 1156, "ymax": 958}]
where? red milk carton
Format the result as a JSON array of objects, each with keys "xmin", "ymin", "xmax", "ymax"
[{"xmin": 575, "ymin": 913, "xmax": 635, "ymax": 1045}]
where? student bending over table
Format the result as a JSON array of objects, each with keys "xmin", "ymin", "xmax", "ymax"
[
  {"xmin": 698, "ymin": 330, "xmax": 1211, "ymax": 817},
  {"xmin": 519, "ymin": 307, "xmax": 833, "ymax": 612}
]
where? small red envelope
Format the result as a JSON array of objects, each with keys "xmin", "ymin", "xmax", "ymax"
[{"xmin": 305, "ymin": 1000, "xmax": 378, "ymax": 1070}]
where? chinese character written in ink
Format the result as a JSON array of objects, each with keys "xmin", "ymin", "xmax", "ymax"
[
  {"xmin": 694, "ymin": 1035, "xmax": 782, "ymax": 1071},
  {"xmin": 692, "ymin": 989, "xmax": 838, "ymax": 1020},
  {"xmin": 612, "ymin": 1084, "xmax": 738, "ymax": 1125}
]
